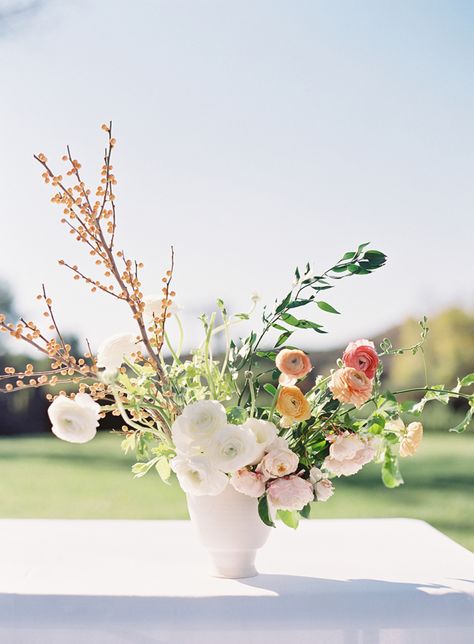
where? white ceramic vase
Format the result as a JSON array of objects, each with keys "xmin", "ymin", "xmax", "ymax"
[{"xmin": 187, "ymin": 483, "xmax": 271, "ymax": 578}]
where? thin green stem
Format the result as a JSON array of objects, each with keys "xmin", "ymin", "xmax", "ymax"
[
  {"xmin": 268, "ymin": 386, "xmax": 280, "ymax": 422},
  {"xmin": 174, "ymin": 313, "xmax": 184, "ymax": 359},
  {"xmin": 204, "ymin": 313, "xmax": 217, "ymax": 399}
]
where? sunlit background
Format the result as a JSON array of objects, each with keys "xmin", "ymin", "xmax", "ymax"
[{"xmin": 0, "ymin": 1, "xmax": 473, "ymax": 548}]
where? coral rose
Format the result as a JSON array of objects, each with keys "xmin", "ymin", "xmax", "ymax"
[
  {"xmin": 329, "ymin": 367, "xmax": 373, "ymax": 408},
  {"xmin": 275, "ymin": 349, "xmax": 312, "ymax": 386},
  {"xmin": 276, "ymin": 386, "xmax": 312, "ymax": 428},
  {"xmin": 267, "ymin": 475, "xmax": 314, "ymax": 511},
  {"xmin": 400, "ymin": 422, "xmax": 423, "ymax": 457},
  {"xmin": 342, "ymin": 339, "xmax": 379, "ymax": 380}
]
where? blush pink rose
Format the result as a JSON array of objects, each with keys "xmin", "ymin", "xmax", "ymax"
[
  {"xmin": 275, "ymin": 349, "xmax": 312, "ymax": 386},
  {"xmin": 257, "ymin": 448, "xmax": 299, "ymax": 479},
  {"xmin": 329, "ymin": 367, "xmax": 373, "ymax": 408},
  {"xmin": 314, "ymin": 478, "xmax": 335, "ymax": 502},
  {"xmin": 323, "ymin": 432, "xmax": 380, "ymax": 476},
  {"xmin": 342, "ymin": 339, "xmax": 379, "ymax": 380},
  {"xmin": 267, "ymin": 475, "xmax": 314, "ymax": 511},
  {"xmin": 230, "ymin": 468, "xmax": 266, "ymax": 498}
]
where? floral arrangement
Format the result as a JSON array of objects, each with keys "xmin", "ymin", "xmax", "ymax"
[{"xmin": 1, "ymin": 123, "xmax": 473, "ymax": 530}]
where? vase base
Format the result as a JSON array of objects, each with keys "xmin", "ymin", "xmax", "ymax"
[{"xmin": 208, "ymin": 549, "xmax": 259, "ymax": 579}]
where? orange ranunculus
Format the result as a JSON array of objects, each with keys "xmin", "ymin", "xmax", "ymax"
[
  {"xmin": 276, "ymin": 386, "xmax": 312, "ymax": 428},
  {"xmin": 275, "ymin": 349, "xmax": 312, "ymax": 386},
  {"xmin": 329, "ymin": 367, "xmax": 373, "ymax": 408}
]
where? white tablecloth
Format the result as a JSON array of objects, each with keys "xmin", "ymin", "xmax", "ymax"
[{"xmin": 0, "ymin": 518, "xmax": 473, "ymax": 643}]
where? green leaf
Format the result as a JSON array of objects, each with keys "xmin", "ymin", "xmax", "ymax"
[
  {"xmin": 275, "ymin": 330, "xmax": 293, "ymax": 347},
  {"xmin": 357, "ymin": 242, "xmax": 371, "ymax": 253},
  {"xmin": 121, "ymin": 433, "xmax": 136, "ymax": 455},
  {"xmin": 227, "ymin": 406, "xmax": 248, "ymax": 425},
  {"xmin": 460, "ymin": 373, "xmax": 474, "ymax": 387},
  {"xmin": 275, "ymin": 292, "xmax": 292, "ymax": 314},
  {"xmin": 132, "ymin": 458, "xmax": 158, "ymax": 478},
  {"xmin": 299, "ymin": 503, "xmax": 312, "ymax": 518},
  {"xmin": 234, "ymin": 313, "xmax": 249, "ymax": 320},
  {"xmin": 449, "ymin": 402, "xmax": 474, "ymax": 433},
  {"xmin": 280, "ymin": 313, "xmax": 325, "ymax": 332},
  {"xmin": 258, "ymin": 496, "xmax": 275, "ymax": 527},
  {"xmin": 342, "ymin": 251, "xmax": 356, "ymax": 260},
  {"xmin": 287, "ymin": 298, "xmax": 313, "ymax": 309},
  {"xmin": 381, "ymin": 449, "xmax": 404, "ymax": 488},
  {"xmin": 316, "ymin": 301, "xmax": 340, "ymax": 314},
  {"xmin": 263, "ymin": 383, "xmax": 278, "ymax": 397},
  {"xmin": 155, "ymin": 457, "xmax": 171, "ymax": 483},
  {"xmin": 347, "ymin": 263, "xmax": 360, "ymax": 274},
  {"xmin": 277, "ymin": 509, "xmax": 300, "ymax": 529},
  {"xmin": 256, "ymin": 350, "xmax": 278, "ymax": 360},
  {"xmin": 216, "ymin": 298, "xmax": 227, "ymax": 315}
]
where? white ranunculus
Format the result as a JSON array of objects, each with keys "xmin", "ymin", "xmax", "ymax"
[
  {"xmin": 208, "ymin": 425, "xmax": 259, "ymax": 473},
  {"xmin": 143, "ymin": 295, "xmax": 181, "ymax": 319},
  {"xmin": 171, "ymin": 400, "xmax": 227, "ymax": 453},
  {"xmin": 244, "ymin": 418, "xmax": 278, "ymax": 462},
  {"xmin": 96, "ymin": 333, "xmax": 138, "ymax": 372},
  {"xmin": 143, "ymin": 295, "xmax": 162, "ymax": 319},
  {"xmin": 170, "ymin": 454, "xmax": 228, "ymax": 496},
  {"xmin": 48, "ymin": 393, "xmax": 101, "ymax": 444},
  {"xmin": 258, "ymin": 448, "xmax": 299, "ymax": 479},
  {"xmin": 267, "ymin": 436, "xmax": 290, "ymax": 451}
]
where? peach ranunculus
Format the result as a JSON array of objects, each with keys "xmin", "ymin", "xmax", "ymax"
[
  {"xmin": 276, "ymin": 386, "xmax": 312, "ymax": 428},
  {"xmin": 342, "ymin": 339, "xmax": 379, "ymax": 380},
  {"xmin": 275, "ymin": 349, "xmax": 312, "ymax": 386},
  {"xmin": 400, "ymin": 421, "xmax": 423, "ymax": 457},
  {"xmin": 329, "ymin": 367, "xmax": 373, "ymax": 408},
  {"xmin": 267, "ymin": 475, "xmax": 314, "ymax": 511}
]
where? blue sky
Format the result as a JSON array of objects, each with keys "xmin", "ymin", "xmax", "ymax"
[{"xmin": 0, "ymin": 0, "xmax": 472, "ymax": 353}]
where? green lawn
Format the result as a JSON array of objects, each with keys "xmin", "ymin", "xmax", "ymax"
[{"xmin": 1, "ymin": 432, "xmax": 473, "ymax": 550}]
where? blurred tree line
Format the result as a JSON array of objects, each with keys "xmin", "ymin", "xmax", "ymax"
[{"xmin": 0, "ymin": 279, "xmax": 472, "ymax": 435}]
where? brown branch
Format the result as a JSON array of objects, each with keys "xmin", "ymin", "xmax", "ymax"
[
  {"xmin": 59, "ymin": 261, "xmax": 123, "ymax": 300},
  {"xmin": 42, "ymin": 284, "xmax": 67, "ymax": 353}
]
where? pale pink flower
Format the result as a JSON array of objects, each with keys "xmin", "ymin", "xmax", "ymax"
[
  {"xmin": 258, "ymin": 448, "xmax": 299, "ymax": 479},
  {"xmin": 328, "ymin": 432, "xmax": 365, "ymax": 460},
  {"xmin": 323, "ymin": 432, "xmax": 379, "ymax": 477},
  {"xmin": 400, "ymin": 422, "xmax": 423, "ymax": 457},
  {"xmin": 314, "ymin": 478, "xmax": 334, "ymax": 502},
  {"xmin": 230, "ymin": 468, "xmax": 266, "ymax": 498},
  {"xmin": 275, "ymin": 349, "xmax": 312, "ymax": 386},
  {"xmin": 343, "ymin": 339, "xmax": 379, "ymax": 380},
  {"xmin": 329, "ymin": 367, "xmax": 373, "ymax": 408},
  {"xmin": 267, "ymin": 475, "xmax": 314, "ymax": 511}
]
